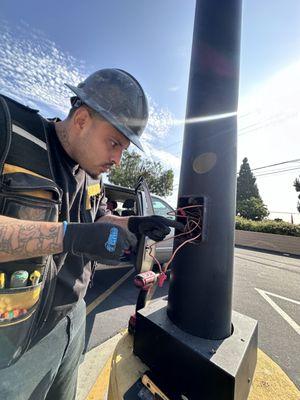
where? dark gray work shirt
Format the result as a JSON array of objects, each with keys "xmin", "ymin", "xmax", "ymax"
[{"xmin": 43, "ymin": 121, "xmax": 103, "ymax": 328}]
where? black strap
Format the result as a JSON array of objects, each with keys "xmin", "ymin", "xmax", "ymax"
[
  {"xmin": 0, "ymin": 96, "xmax": 12, "ymax": 176},
  {"xmin": 0, "ymin": 94, "xmax": 53, "ymax": 179}
]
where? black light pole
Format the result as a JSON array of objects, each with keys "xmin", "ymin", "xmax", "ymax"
[
  {"xmin": 167, "ymin": 0, "xmax": 240, "ymax": 340},
  {"xmin": 134, "ymin": 2, "xmax": 258, "ymax": 399}
]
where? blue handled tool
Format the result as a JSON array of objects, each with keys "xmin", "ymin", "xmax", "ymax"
[{"xmin": 10, "ymin": 271, "xmax": 29, "ymax": 288}]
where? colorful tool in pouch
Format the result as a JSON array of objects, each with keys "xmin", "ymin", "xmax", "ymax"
[
  {"xmin": 0, "ymin": 271, "xmax": 6, "ymax": 289},
  {"xmin": 10, "ymin": 270, "xmax": 29, "ymax": 288},
  {"xmin": 29, "ymin": 270, "xmax": 41, "ymax": 286},
  {"xmin": 0, "ymin": 309, "xmax": 27, "ymax": 320}
]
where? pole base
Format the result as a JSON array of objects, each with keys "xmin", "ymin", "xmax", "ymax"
[{"xmin": 133, "ymin": 297, "xmax": 258, "ymax": 400}]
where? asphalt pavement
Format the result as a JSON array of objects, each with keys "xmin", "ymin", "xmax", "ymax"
[
  {"xmin": 233, "ymin": 247, "xmax": 300, "ymax": 389},
  {"xmin": 84, "ymin": 247, "xmax": 300, "ymax": 389}
]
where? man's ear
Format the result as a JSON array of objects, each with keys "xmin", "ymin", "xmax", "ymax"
[{"xmin": 73, "ymin": 107, "xmax": 91, "ymax": 131}]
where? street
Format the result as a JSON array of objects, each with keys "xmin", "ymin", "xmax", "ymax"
[{"xmin": 84, "ymin": 247, "xmax": 300, "ymax": 389}]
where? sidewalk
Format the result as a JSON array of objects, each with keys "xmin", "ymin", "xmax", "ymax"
[
  {"xmin": 77, "ymin": 331, "xmax": 300, "ymax": 400},
  {"xmin": 76, "ymin": 333, "xmax": 122, "ymax": 400}
]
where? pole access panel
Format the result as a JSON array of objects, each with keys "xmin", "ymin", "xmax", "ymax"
[{"xmin": 134, "ymin": 1, "xmax": 258, "ymax": 399}]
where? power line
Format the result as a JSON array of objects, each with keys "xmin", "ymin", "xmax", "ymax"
[
  {"xmin": 252, "ymin": 159, "xmax": 300, "ymax": 171},
  {"xmin": 171, "ymin": 160, "xmax": 300, "ymax": 191},
  {"xmin": 172, "ymin": 167, "xmax": 300, "ymax": 190},
  {"xmin": 255, "ymin": 166, "xmax": 300, "ymax": 177},
  {"xmin": 158, "ymin": 111, "xmax": 292, "ymax": 152},
  {"xmin": 269, "ymin": 211, "xmax": 299, "ymax": 214},
  {"xmin": 173, "ymin": 160, "xmax": 300, "ymax": 175},
  {"xmin": 237, "ymin": 111, "xmax": 297, "ymax": 137}
]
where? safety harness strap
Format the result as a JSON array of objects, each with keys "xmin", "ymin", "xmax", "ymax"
[{"xmin": 0, "ymin": 94, "xmax": 52, "ymax": 180}]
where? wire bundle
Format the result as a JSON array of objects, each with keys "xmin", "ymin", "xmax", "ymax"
[{"xmin": 148, "ymin": 205, "xmax": 203, "ymax": 286}]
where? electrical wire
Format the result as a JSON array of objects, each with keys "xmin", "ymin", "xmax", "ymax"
[
  {"xmin": 160, "ymin": 112, "xmax": 294, "ymax": 154},
  {"xmin": 147, "ymin": 205, "xmax": 203, "ymax": 285},
  {"xmin": 173, "ymin": 163, "xmax": 300, "ymax": 189},
  {"xmin": 162, "ymin": 219, "xmax": 201, "ymax": 273},
  {"xmin": 255, "ymin": 166, "xmax": 300, "ymax": 177},
  {"xmin": 252, "ymin": 158, "xmax": 300, "ymax": 171}
]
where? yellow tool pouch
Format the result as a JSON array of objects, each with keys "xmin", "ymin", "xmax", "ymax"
[
  {"xmin": 0, "ymin": 94, "xmax": 62, "ymax": 368},
  {"xmin": 0, "ymin": 277, "xmax": 44, "ymax": 366}
]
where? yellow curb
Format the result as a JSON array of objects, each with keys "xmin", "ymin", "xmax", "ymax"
[
  {"xmin": 107, "ymin": 333, "xmax": 148, "ymax": 400},
  {"xmin": 248, "ymin": 349, "xmax": 299, "ymax": 400},
  {"xmin": 86, "ymin": 333, "xmax": 300, "ymax": 400},
  {"xmin": 85, "ymin": 355, "xmax": 112, "ymax": 400}
]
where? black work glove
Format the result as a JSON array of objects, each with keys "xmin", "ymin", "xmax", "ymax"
[
  {"xmin": 63, "ymin": 223, "xmax": 136, "ymax": 261},
  {"xmin": 128, "ymin": 215, "xmax": 184, "ymax": 242}
]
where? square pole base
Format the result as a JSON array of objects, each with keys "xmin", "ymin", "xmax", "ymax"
[{"xmin": 134, "ymin": 297, "xmax": 258, "ymax": 400}]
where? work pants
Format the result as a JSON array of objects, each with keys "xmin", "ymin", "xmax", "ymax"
[{"xmin": 0, "ymin": 299, "xmax": 86, "ymax": 400}]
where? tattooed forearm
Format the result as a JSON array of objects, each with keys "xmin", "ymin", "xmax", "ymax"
[{"xmin": 0, "ymin": 220, "xmax": 64, "ymax": 262}]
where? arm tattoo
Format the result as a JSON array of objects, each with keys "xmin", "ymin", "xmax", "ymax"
[{"xmin": 0, "ymin": 223, "xmax": 62, "ymax": 259}]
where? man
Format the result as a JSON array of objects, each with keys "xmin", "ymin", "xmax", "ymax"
[
  {"xmin": 107, "ymin": 199, "xmax": 120, "ymax": 216},
  {"xmin": 0, "ymin": 68, "xmax": 181, "ymax": 400}
]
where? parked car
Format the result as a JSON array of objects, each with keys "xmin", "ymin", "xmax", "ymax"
[{"xmin": 97, "ymin": 180, "xmax": 175, "ymax": 272}]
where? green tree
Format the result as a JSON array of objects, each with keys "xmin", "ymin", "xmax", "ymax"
[
  {"xmin": 237, "ymin": 197, "xmax": 269, "ymax": 221},
  {"xmin": 236, "ymin": 158, "xmax": 269, "ymax": 220},
  {"xmin": 237, "ymin": 157, "xmax": 260, "ymax": 202},
  {"xmin": 293, "ymin": 177, "xmax": 300, "ymax": 213},
  {"xmin": 107, "ymin": 150, "xmax": 174, "ymax": 197}
]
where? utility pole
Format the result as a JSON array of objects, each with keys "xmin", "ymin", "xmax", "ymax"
[{"xmin": 134, "ymin": 1, "xmax": 258, "ymax": 399}]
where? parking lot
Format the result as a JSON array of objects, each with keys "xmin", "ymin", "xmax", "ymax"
[{"xmin": 84, "ymin": 247, "xmax": 300, "ymax": 389}]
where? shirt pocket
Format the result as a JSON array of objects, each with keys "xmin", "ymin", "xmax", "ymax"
[{"xmin": 0, "ymin": 171, "xmax": 62, "ymax": 222}]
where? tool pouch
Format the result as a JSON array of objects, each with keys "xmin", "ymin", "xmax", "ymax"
[
  {"xmin": 0, "ymin": 94, "xmax": 62, "ymax": 368},
  {"xmin": 0, "ymin": 173, "xmax": 61, "ymax": 368},
  {"xmin": 0, "ymin": 257, "xmax": 57, "ymax": 369},
  {"xmin": 0, "ymin": 174, "xmax": 61, "ymax": 368}
]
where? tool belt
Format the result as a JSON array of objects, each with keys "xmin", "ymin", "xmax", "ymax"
[{"xmin": 0, "ymin": 94, "xmax": 62, "ymax": 368}]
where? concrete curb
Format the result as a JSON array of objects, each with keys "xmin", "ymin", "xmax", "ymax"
[
  {"xmin": 78, "ymin": 332, "xmax": 299, "ymax": 400},
  {"xmin": 248, "ymin": 349, "xmax": 300, "ymax": 400},
  {"xmin": 76, "ymin": 333, "xmax": 123, "ymax": 400}
]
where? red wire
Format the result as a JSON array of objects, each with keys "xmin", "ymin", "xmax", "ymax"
[
  {"xmin": 147, "ymin": 205, "xmax": 202, "ymax": 278},
  {"xmin": 163, "ymin": 221, "xmax": 201, "ymax": 273}
]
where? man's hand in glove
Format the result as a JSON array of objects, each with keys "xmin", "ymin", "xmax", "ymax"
[
  {"xmin": 128, "ymin": 215, "xmax": 184, "ymax": 242},
  {"xmin": 63, "ymin": 222, "xmax": 136, "ymax": 261}
]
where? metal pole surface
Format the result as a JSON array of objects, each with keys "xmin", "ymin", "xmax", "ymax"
[{"xmin": 167, "ymin": 0, "xmax": 242, "ymax": 339}]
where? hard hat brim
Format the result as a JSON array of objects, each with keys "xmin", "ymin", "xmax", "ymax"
[{"xmin": 65, "ymin": 83, "xmax": 144, "ymax": 152}]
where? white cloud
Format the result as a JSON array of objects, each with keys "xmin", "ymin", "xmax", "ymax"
[
  {"xmin": 144, "ymin": 96, "xmax": 174, "ymax": 141},
  {"xmin": 4, "ymin": 19, "xmax": 298, "ymax": 222},
  {"xmin": 0, "ymin": 20, "xmax": 86, "ymax": 116},
  {"xmin": 0, "ymin": 18, "xmax": 175, "ymax": 142},
  {"xmin": 0, "ymin": 18, "xmax": 181, "ymax": 204}
]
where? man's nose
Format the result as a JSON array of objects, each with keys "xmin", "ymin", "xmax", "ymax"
[{"xmin": 111, "ymin": 149, "xmax": 123, "ymax": 166}]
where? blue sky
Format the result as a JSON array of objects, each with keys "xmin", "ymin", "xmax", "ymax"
[{"xmin": 1, "ymin": 0, "xmax": 300, "ymax": 222}]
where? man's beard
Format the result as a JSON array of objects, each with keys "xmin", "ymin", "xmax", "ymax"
[{"xmin": 88, "ymin": 171, "xmax": 102, "ymax": 179}]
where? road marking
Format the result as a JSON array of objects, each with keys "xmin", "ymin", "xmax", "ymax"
[
  {"xmin": 258, "ymin": 289, "xmax": 300, "ymax": 306},
  {"xmin": 255, "ymin": 288, "xmax": 300, "ymax": 335},
  {"xmin": 86, "ymin": 268, "xmax": 135, "ymax": 316},
  {"xmin": 85, "ymin": 355, "xmax": 112, "ymax": 400}
]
